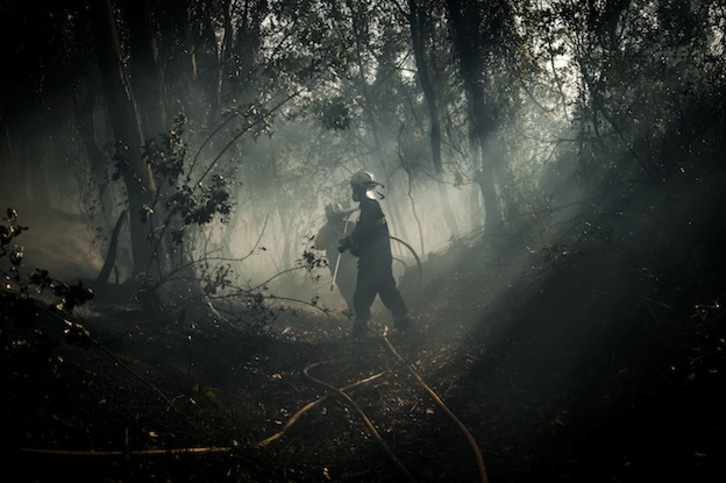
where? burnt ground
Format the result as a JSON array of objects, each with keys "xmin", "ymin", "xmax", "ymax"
[{"xmin": 3, "ymin": 232, "xmax": 726, "ymax": 483}]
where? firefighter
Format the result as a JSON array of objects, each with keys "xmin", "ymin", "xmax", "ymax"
[
  {"xmin": 314, "ymin": 202, "xmax": 357, "ymax": 313},
  {"xmin": 339, "ymin": 170, "xmax": 411, "ymax": 337}
]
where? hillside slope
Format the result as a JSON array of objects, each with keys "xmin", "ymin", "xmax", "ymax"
[{"xmin": 3, "ymin": 219, "xmax": 725, "ymax": 482}]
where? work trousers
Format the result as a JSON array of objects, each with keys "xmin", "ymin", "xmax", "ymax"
[{"xmin": 353, "ymin": 258, "xmax": 407, "ymax": 322}]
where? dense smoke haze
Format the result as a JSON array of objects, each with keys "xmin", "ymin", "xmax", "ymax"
[{"xmin": 2, "ymin": 1, "xmax": 725, "ymax": 481}]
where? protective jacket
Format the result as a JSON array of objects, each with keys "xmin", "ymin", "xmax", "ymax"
[
  {"xmin": 349, "ymin": 198, "xmax": 392, "ymax": 264},
  {"xmin": 347, "ymin": 197, "xmax": 407, "ymax": 324}
]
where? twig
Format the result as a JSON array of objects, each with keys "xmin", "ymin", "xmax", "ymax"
[
  {"xmin": 196, "ymin": 90, "xmax": 302, "ymax": 187},
  {"xmin": 19, "ymin": 446, "xmax": 232, "ymax": 456}
]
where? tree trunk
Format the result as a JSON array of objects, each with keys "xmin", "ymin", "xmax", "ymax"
[
  {"xmin": 210, "ymin": 0, "xmax": 234, "ymax": 126},
  {"xmin": 492, "ymin": 143, "xmax": 519, "ymax": 222},
  {"xmin": 408, "ymin": 0, "xmax": 460, "ymax": 238},
  {"xmin": 127, "ymin": 0, "xmax": 167, "ymax": 140},
  {"xmin": 475, "ymin": 136, "xmax": 499, "ymax": 232},
  {"xmin": 128, "ymin": 0, "xmax": 176, "ymax": 274},
  {"xmin": 232, "ymin": 0, "xmax": 265, "ymax": 105},
  {"xmin": 88, "ymin": 0, "xmax": 158, "ymax": 276},
  {"xmin": 158, "ymin": 0, "xmax": 200, "ymax": 119},
  {"xmin": 445, "ymin": 0, "xmax": 501, "ymax": 233},
  {"xmin": 72, "ymin": 91, "xmax": 116, "ymax": 220},
  {"xmin": 96, "ymin": 209, "xmax": 127, "ymax": 287}
]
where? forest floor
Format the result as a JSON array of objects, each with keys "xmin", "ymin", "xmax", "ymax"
[{"xmin": 3, "ymin": 231, "xmax": 726, "ymax": 483}]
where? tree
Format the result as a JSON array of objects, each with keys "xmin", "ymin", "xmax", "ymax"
[
  {"xmin": 88, "ymin": 0, "xmax": 160, "ymax": 278},
  {"xmin": 445, "ymin": 0, "xmax": 523, "ymax": 233},
  {"xmin": 127, "ymin": 0, "xmax": 168, "ymax": 140},
  {"xmin": 404, "ymin": 0, "xmax": 460, "ymax": 237}
]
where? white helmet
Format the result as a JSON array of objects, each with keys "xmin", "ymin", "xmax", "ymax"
[{"xmin": 350, "ymin": 170, "xmax": 384, "ymax": 200}]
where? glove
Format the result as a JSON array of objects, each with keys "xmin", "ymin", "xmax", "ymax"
[{"xmin": 338, "ymin": 236, "xmax": 351, "ymax": 253}]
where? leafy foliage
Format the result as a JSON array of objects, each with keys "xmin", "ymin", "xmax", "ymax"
[
  {"xmin": 1, "ymin": 209, "xmax": 94, "ymax": 354},
  {"xmin": 146, "ymin": 114, "xmax": 235, "ymax": 233}
]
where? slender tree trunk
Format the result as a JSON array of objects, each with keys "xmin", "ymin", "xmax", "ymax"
[
  {"xmin": 88, "ymin": 0, "xmax": 158, "ymax": 276},
  {"xmin": 158, "ymin": 0, "xmax": 199, "ymax": 118},
  {"xmin": 492, "ymin": 143, "xmax": 519, "ymax": 221},
  {"xmin": 405, "ymin": 171, "xmax": 425, "ymax": 258},
  {"xmin": 127, "ymin": 0, "xmax": 167, "ymax": 140},
  {"xmin": 408, "ymin": 0, "xmax": 460, "ymax": 238},
  {"xmin": 232, "ymin": 0, "xmax": 265, "ymax": 105},
  {"xmin": 96, "ymin": 209, "xmax": 127, "ymax": 286},
  {"xmin": 475, "ymin": 131, "xmax": 500, "ymax": 232},
  {"xmin": 72, "ymin": 91, "xmax": 119, "ymax": 224},
  {"xmin": 127, "ymin": 0, "xmax": 176, "ymax": 274},
  {"xmin": 210, "ymin": 0, "xmax": 233, "ymax": 126},
  {"xmin": 445, "ymin": 0, "xmax": 501, "ymax": 233}
]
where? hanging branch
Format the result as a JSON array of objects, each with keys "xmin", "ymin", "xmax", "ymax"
[
  {"xmin": 187, "ymin": 110, "xmax": 241, "ymax": 183},
  {"xmin": 194, "ymin": 89, "xmax": 303, "ymax": 188}
]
